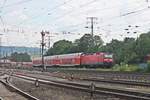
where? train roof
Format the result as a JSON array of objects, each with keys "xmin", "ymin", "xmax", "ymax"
[
  {"xmin": 32, "ymin": 52, "xmax": 113, "ymax": 60},
  {"xmin": 45, "ymin": 53, "xmax": 82, "ymax": 59},
  {"xmin": 32, "ymin": 53, "xmax": 82, "ymax": 60}
]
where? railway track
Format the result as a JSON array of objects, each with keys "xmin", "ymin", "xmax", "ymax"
[
  {"xmin": 81, "ymin": 77, "xmax": 150, "ymax": 87},
  {"xmin": 49, "ymin": 69, "xmax": 150, "ymax": 82},
  {"xmin": 4, "ymin": 67, "xmax": 150, "ymax": 82},
  {"xmin": 9, "ymin": 69, "xmax": 150, "ymax": 88},
  {"xmin": 8, "ymin": 72, "xmax": 150, "ymax": 100},
  {"xmin": 0, "ymin": 74, "xmax": 39, "ymax": 100}
]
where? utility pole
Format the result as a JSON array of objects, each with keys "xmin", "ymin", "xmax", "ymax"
[
  {"xmin": 0, "ymin": 34, "xmax": 3, "ymax": 59},
  {"xmin": 48, "ymin": 36, "xmax": 51, "ymax": 49},
  {"xmin": 40, "ymin": 44, "xmax": 42, "ymax": 56},
  {"xmin": 47, "ymin": 34, "xmax": 54, "ymax": 49},
  {"xmin": 41, "ymin": 30, "xmax": 49, "ymax": 71},
  {"xmin": 85, "ymin": 17, "xmax": 98, "ymax": 52},
  {"xmin": 0, "ymin": 37, "xmax": 1, "ymax": 59},
  {"xmin": 86, "ymin": 17, "xmax": 98, "ymax": 38},
  {"xmin": 41, "ymin": 31, "xmax": 45, "ymax": 71},
  {"xmin": 146, "ymin": 0, "xmax": 150, "ymax": 8}
]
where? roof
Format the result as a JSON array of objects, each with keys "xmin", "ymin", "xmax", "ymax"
[
  {"xmin": 45, "ymin": 53, "xmax": 82, "ymax": 59},
  {"xmin": 32, "ymin": 53, "xmax": 82, "ymax": 60}
]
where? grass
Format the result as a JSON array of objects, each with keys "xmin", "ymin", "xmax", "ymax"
[
  {"xmin": 144, "ymin": 62, "xmax": 150, "ymax": 72},
  {"xmin": 112, "ymin": 64, "xmax": 143, "ymax": 72},
  {"xmin": 95, "ymin": 68, "xmax": 112, "ymax": 71}
]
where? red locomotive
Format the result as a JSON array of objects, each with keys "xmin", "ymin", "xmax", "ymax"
[
  {"xmin": 145, "ymin": 54, "xmax": 150, "ymax": 62},
  {"xmin": 32, "ymin": 52, "xmax": 114, "ymax": 68}
]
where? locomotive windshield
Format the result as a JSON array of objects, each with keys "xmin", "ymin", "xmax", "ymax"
[{"xmin": 104, "ymin": 54, "xmax": 113, "ymax": 58}]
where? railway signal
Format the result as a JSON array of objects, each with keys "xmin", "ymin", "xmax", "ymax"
[
  {"xmin": 0, "ymin": 34, "xmax": 3, "ymax": 59},
  {"xmin": 41, "ymin": 30, "xmax": 49, "ymax": 71},
  {"xmin": 90, "ymin": 82, "xmax": 95, "ymax": 100},
  {"xmin": 35, "ymin": 79, "xmax": 39, "ymax": 87}
]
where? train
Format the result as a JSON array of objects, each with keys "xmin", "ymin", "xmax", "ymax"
[
  {"xmin": 0, "ymin": 61, "xmax": 32, "ymax": 67},
  {"xmin": 32, "ymin": 52, "xmax": 114, "ymax": 68}
]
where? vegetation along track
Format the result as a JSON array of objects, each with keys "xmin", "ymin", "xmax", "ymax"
[{"xmin": 8, "ymin": 72, "xmax": 150, "ymax": 100}]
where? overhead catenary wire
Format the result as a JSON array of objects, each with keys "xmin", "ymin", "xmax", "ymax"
[
  {"xmin": 1, "ymin": 0, "xmax": 149, "ymax": 47},
  {"xmin": 0, "ymin": 0, "xmax": 7, "ymax": 26},
  {"xmin": 42, "ymin": 0, "xmax": 145, "ymax": 23},
  {"xmin": 7, "ymin": 0, "xmax": 147, "ymax": 32},
  {"xmin": 2, "ymin": 0, "xmax": 150, "ymax": 37},
  {"xmin": 59, "ymin": 6, "xmax": 150, "ymax": 35},
  {"xmin": 18, "ymin": 0, "xmax": 74, "ymax": 25},
  {"xmin": 59, "ymin": 5, "xmax": 150, "ymax": 37},
  {"xmin": 1, "ymin": 0, "xmax": 33, "ymax": 8},
  {"xmin": 45, "ymin": 0, "xmax": 148, "ymax": 32},
  {"xmin": 0, "ymin": 0, "xmax": 7, "ymax": 10},
  {"xmin": 13, "ymin": 0, "xmax": 100, "ymax": 34},
  {"xmin": 10, "ymin": 2, "xmax": 150, "ymax": 38},
  {"xmin": 43, "ymin": 0, "xmax": 102, "ymax": 25},
  {"xmin": 17, "ymin": 0, "xmax": 101, "ymax": 29}
]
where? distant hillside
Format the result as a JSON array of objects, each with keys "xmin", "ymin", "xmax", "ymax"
[{"xmin": 0, "ymin": 46, "xmax": 42, "ymax": 57}]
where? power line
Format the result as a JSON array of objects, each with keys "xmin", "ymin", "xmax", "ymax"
[
  {"xmin": 10, "ymin": 0, "xmax": 140, "ymax": 29},
  {"xmin": 41, "ymin": 0, "xmax": 102, "ymax": 32},
  {"xmin": 0, "ymin": 0, "xmax": 7, "ymax": 10},
  {"xmin": 0, "ymin": 0, "xmax": 7, "ymax": 26},
  {"xmin": 45, "ymin": 1, "xmax": 147, "ymax": 31},
  {"xmin": 58, "ymin": 6, "xmax": 149, "ymax": 36},
  {"xmin": 4, "ymin": 0, "xmax": 150, "ymax": 36},
  {"xmin": 17, "ymin": 0, "xmax": 100, "ymax": 28},
  {"xmin": 95, "ymin": 6, "xmax": 150, "ymax": 28},
  {"xmin": 47, "ymin": 0, "xmax": 73, "ymax": 14},
  {"xmin": 43, "ymin": 0, "xmax": 144, "ymax": 25},
  {"xmin": 18, "ymin": 0, "xmax": 74, "ymax": 25},
  {"xmin": 49, "ymin": 0, "xmax": 101, "ymax": 24},
  {"xmin": 1, "ymin": 0, "xmax": 33, "ymax": 8},
  {"xmin": 121, "ymin": 7, "xmax": 149, "ymax": 16},
  {"xmin": 57, "ymin": 22, "xmax": 85, "ymax": 30},
  {"xmin": 59, "ymin": 6, "xmax": 150, "ymax": 36},
  {"xmin": 65, "ymin": 6, "xmax": 150, "ymax": 37}
]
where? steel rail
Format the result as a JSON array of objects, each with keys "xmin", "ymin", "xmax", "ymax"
[
  {"xmin": 82, "ymin": 77, "xmax": 150, "ymax": 87},
  {"xmin": 0, "ymin": 79, "xmax": 39, "ymax": 100},
  {"xmin": 14, "ymin": 71, "xmax": 150, "ymax": 87},
  {"xmin": 11, "ymin": 73, "xmax": 150, "ymax": 100}
]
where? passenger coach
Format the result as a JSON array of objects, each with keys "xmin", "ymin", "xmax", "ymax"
[{"xmin": 32, "ymin": 52, "xmax": 114, "ymax": 68}]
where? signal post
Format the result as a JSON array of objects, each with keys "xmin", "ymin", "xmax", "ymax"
[{"xmin": 41, "ymin": 30, "xmax": 49, "ymax": 71}]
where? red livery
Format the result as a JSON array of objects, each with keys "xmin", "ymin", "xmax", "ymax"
[{"xmin": 32, "ymin": 52, "xmax": 114, "ymax": 68}]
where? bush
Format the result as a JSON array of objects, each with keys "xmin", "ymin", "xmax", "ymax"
[
  {"xmin": 145, "ymin": 62, "xmax": 150, "ymax": 72},
  {"xmin": 112, "ymin": 64, "xmax": 142, "ymax": 72}
]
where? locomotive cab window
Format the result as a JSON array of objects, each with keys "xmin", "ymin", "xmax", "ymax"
[{"xmin": 104, "ymin": 54, "xmax": 113, "ymax": 58}]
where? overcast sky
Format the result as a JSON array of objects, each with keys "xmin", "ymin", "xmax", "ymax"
[{"xmin": 0, "ymin": 0, "xmax": 150, "ymax": 47}]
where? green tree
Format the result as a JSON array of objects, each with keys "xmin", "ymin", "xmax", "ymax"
[
  {"xmin": 78, "ymin": 34, "xmax": 93, "ymax": 52},
  {"xmin": 46, "ymin": 34, "xmax": 103, "ymax": 55},
  {"xmin": 121, "ymin": 38, "xmax": 137, "ymax": 63},
  {"xmin": 46, "ymin": 40, "xmax": 73, "ymax": 55},
  {"xmin": 100, "ymin": 39, "xmax": 123, "ymax": 63},
  {"xmin": 135, "ymin": 32, "xmax": 150, "ymax": 62},
  {"xmin": 10, "ymin": 52, "xmax": 31, "ymax": 62},
  {"xmin": 93, "ymin": 35, "xmax": 103, "ymax": 52},
  {"xmin": 100, "ymin": 38, "xmax": 137, "ymax": 64},
  {"xmin": 77, "ymin": 34, "xmax": 103, "ymax": 52}
]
